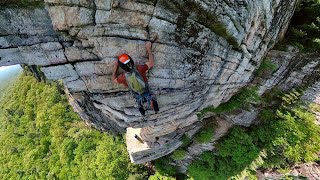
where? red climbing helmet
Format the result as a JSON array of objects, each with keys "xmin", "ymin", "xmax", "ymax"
[{"xmin": 118, "ymin": 53, "xmax": 134, "ymax": 72}]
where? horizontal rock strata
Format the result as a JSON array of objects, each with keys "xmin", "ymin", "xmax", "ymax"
[
  {"xmin": 0, "ymin": 0, "xmax": 300, "ymax": 163},
  {"xmin": 175, "ymin": 51, "xmax": 320, "ymax": 173}
]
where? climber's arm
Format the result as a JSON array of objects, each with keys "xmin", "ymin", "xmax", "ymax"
[
  {"xmin": 145, "ymin": 41, "xmax": 154, "ymax": 69},
  {"xmin": 112, "ymin": 61, "xmax": 119, "ymax": 84}
]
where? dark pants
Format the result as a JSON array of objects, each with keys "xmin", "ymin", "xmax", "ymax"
[{"xmin": 134, "ymin": 92, "xmax": 159, "ymax": 116}]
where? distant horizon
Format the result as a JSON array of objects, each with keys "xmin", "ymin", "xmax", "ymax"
[
  {"xmin": 0, "ymin": 65, "xmax": 23, "ymax": 81},
  {"xmin": 0, "ymin": 65, "xmax": 21, "ymax": 72}
]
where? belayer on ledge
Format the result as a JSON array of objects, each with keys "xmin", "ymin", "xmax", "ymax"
[{"xmin": 112, "ymin": 41, "xmax": 159, "ymax": 116}]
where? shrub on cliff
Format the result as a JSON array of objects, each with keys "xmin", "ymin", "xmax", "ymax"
[
  {"xmin": 0, "ymin": 75, "xmax": 145, "ymax": 180},
  {"xmin": 252, "ymin": 108, "xmax": 320, "ymax": 168},
  {"xmin": 188, "ymin": 128, "xmax": 260, "ymax": 180},
  {"xmin": 255, "ymin": 58, "xmax": 278, "ymax": 77},
  {"xmin": 171, "ymin": 149, "xmax": 187, "ymax": 161},
  {"xmin": 0, "ymin": 0, "xmax": 43, "ymax": 7},
  {"xmin": 251, "ymin": 89, "xmax": 320, "ymax": 168},
  {"xmin": 181, "ymin": 134, "xmax": 192, "ymax": 148},
  {"xmin": 276, "ymin": 0, "xmax": 320, "ymax": 52},
  {"xmin": 153, "ymin": 156, "xmax": 176, "ymax": 177},
  {"xmin": 188, "ymin": 90, "xmax": 320, "ymax": 179},
  {"xmin": 198, "ymin": 86, "xmax": 260, "ymax": 118},
  {"xmin": 148, "ymin": 172, "xmax": 176, "ymax": 180},
  {"xmin": 194, "ymin": 126, "xmax": 214, "ymax": 143},
  {"xmin": 218, "ymin": 127, "xmax": 260, "ymax": 167}
]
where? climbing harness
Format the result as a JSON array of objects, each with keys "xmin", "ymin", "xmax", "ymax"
[
  {"xmin": 124, "ymin": 67, "xmax": 158, "ymax": 115},
  {"xmin": 133, "ymin": 91, "xmax": 156, "ymax": 109}
]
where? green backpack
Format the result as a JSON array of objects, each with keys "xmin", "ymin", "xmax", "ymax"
[{"xmin": 124, "ymin": 68, "xmax": 148, "ymax": 95}]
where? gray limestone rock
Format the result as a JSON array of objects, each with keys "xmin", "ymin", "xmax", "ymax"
[
  {"xmin": 65, "ymin": 47, "xmax": 98, "ymax": 62},
  {"xmin": 48, "ymin": 6, "xmax": 93, "ymax": 30},
  {"xmin": 95, "ymin": 10, "xmax": 111, "ymax": 24},
  {"xmin": 301, "ymin": 81, "xmax": 320, "ymax": 124},
  {"xmin": 1, "ymin": 0, "xmax": 316, "ymax": 165},
  {"xmin": 45, "ymin": 0, "xmax": 94, "ymax": 8},
  {"xmin": 223, "ymin": 108, "xmax": 259, "ymax": 127},
  {"xmin": 94, "ymin": 0, "xmax": 111, "ymax": 10},
  {"xmin": 255, "ymin": 51, "xmax": 320, "ymax": 95}
]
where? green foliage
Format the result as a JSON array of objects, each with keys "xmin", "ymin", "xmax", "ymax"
[
  {"xmin": 153, "ymin": 156, "xmax": 176, "ymax": 177},
  {"xmin": 0, "ymin": 75, "xmax": 144, "ymax": 179},
  {"xmin": 188, "ymin": 128, "xmax": 261, "ymax": 180},
  {"xmin": 218, "ymin": 127, "xmax": 260, "ymax": 166},
  {"xmin": 260, "ymin": 87, "xmax": 286, "ymax": 109},
  {"xmin": 253, "ymin": 107, "xmax": 320, "ymax": 168},
  {"xmin": 273, "ymin": 43, "xmax": 288, "ymax": 51},
  {"xmin": 275, "ymin": 0, "xmax": 320, "ymax": 52},
  {"xmin": 188, "ymin": 90, "xmax": 320, "ymax": 179},
  {"xmin": 280, "ymin": 89, "xmax": 301, "ymax": 107},
  {"xmin": 171, "ymin": 149, "xmax": 187, "ymax": 161},
  {"xmin": 0, "ymin": 0, "xmax": 44, "ymax": 7},
  {"xmin": 153, "ymin": 135, "xmax": 190, "ymax": 178},
  {"xmin": 152, "ymin": 153, "xmax": 190, "ymax": 179},
  {"xmin": 194, "ymin": 126, "xmax": 214, "ymax": 143},
  {"xmin": 253, "ymin": 90, "xmax": 320, "ymax": 168},
  {"xmin": 0, "ymin": 78, "xmax": 15, "ymax": 102},
  {"xmin": 181, "ymin": 134, "xmax": 192, "ymax": 148},
  {"xmin": 148, "ymin": 172, "xmax": 176, "ymax": 180},
  {"xmin": 255, "ymin": 90, "xmax": 320, "ymax": 169},
  {"xmin": 255, "ymin": 58, "xmax": 278, "ymax": 77},
  {"xmin": 188, "ymin": 156, "xmax": 215, "ymax": 180},
  {"xmin": 160, "ymin": 0, "xmax": 239, "ymax": 48},
  {"xmin": 198, "ymin": 86, "xmax": 260, "ymax": 118},
  {"xmin": 259, "ymin": 109, "xmax": 277, "ymax": 122},
  {"xmin": 128, "ymin": 172, "xmax": 150, "ymax": 180},
  {"xmin": 309, "ymin": 103, "xmax": 320, "ymax": 112}
]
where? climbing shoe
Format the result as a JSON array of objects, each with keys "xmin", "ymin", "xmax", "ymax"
[
  {"xmin": 139, "ymin": 106, "xmax": 145, "ymax": 116},
  {"xmin": 151, "ymin": 100, "xmax": 159, "ymax": 113}
]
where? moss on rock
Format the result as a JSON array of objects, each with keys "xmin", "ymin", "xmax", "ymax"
[{"xmin": 159, "ymin": 0, "xmax": 239, "ymax": 47}]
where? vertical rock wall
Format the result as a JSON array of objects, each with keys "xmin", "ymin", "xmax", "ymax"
[
  {"xmin": 175, "ymin": 51, "xmax": 320, "ymax": 173},
  {"xmin": 0, "ymin": 0, "xmax": 299, "ymax": 163}
]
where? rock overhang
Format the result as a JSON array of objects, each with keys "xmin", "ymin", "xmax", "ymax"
[{"xmin": 0, "ymin": 0, "xmax": 299, "ymax": 163}]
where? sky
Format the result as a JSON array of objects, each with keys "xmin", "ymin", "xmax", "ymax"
[
  {"xmin": 0, "ymin": 65, "xmax": 23, "ymax": 80},
  {"xmin": 0, "ymin": 64, "xmax": 22, "ymax": 71},
  {"xmin": 0, "ymin": 66, "xmax": 13, "ymax": 72}
]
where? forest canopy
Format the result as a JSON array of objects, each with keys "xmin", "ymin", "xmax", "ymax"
[{"xmin": 0, "ymin": 74, "xmax": 145, "ymax": 180}]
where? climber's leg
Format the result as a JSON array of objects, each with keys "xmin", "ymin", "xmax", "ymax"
[
  {"xmin": 151, "ymin": 99, "xmax": 159, "ymax": 113},
  {"xmin": 134, "ymin": 93, "xmax": 145, "ymax": 116},
  {"xmin": 139, "ymin": 105, "xmax": 145, "ymax": 116},
  {"xmin": 137, "ymin": 98, "xmax": 145, "ymax": 116}
]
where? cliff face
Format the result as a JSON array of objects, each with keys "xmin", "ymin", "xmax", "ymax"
[
  {"xmin": 175, "ymin": 50, "xmax": 320, "ymax": 173},
  {"xmin": 0, "ymin": 0, "xmax": 303, "ymax": 163}
]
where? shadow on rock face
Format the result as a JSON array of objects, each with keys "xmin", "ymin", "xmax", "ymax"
[{"xmin": 0, "ymin": 0, "xmax": 300, "ymax": 163}]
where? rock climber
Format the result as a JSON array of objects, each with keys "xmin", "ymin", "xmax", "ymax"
[{"xmin": 112, "ymin": 41, "xmax": 159, "ymax": 116}]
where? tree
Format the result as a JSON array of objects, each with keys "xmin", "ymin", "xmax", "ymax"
[{"xmin": 0, "ymin": 74, "xmax": 144, "ymax": 179}]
